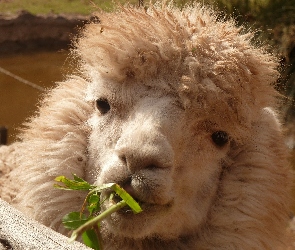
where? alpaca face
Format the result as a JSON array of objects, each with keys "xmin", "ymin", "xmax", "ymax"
[{"xmin": 86, "ymin": 77, "xmax": 231, "ymax": 239}]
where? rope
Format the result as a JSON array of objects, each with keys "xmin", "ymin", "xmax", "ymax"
[{"xmin": 0, "ymin": 66, "xmax": 45, "ymax": 91}]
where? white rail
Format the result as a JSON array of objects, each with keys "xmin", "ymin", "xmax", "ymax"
[{"xmin": 0, "ymin": 66, "xmax": 45, "ymax": 91}]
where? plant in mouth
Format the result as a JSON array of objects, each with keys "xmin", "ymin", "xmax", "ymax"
[{"xmin": 54, "ymin": 174, "xmax": 143, "ymax": 250}]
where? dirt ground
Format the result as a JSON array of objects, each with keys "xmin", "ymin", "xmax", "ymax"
[{"xmin": 0, "ymin": 11, "xmax": 89, "ymax": 55}]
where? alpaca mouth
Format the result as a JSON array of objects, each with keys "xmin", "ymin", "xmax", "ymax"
[
  {"xmin": 101, "ymin": 175, "xmax": 173, "ymax": 216},
  {"xmin": 102, "ymin": 183, "xmax": 144, "ymax": 208},
  {"xmin": 103, "ymin": 182, "xmax": 172, "ymax": 216},
  {"xmin": 112, "ymin": 183, "xmax": 145, "ymax": 206},
  {"xmin": 107, "ymin": 191, "xmax": 147, "ymax": 216},
  {"xmin": 112, "ymin": 195, "xmax": 171, "ymax": 216},
  {"xmin": 127, "ymin": 196, "xmax": 173, "ymax": 218}
]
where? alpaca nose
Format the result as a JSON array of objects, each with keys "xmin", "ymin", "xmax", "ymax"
[
  {"xmin": 115, "ymin": 134, "xmax": 174, "ymax": 173},
  {"xmin": 118, "ymin": 153, "xmax": 163, "ymax": 172}
]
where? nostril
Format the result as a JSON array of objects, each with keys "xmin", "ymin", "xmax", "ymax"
[
  {"xmin": 122, "ymin": 176, "xmax": 132, "ymax": 186},
  {"xmin": 120, "ymin": 155, "xmax": 127, "ymax": 164},
  {"xmin": 121, "ymin": 177, "xmax": 135, "ymax": 196}
]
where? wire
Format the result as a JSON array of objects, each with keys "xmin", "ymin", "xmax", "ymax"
[{"xmin": 0, "ymin": 66, "xmax": 45, "ymax": 91}]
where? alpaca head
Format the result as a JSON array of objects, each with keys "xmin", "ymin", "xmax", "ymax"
[
  {"xmin": 7, "ymin": 3, "xmax": 290, "ymax": 249},
  {"xmin": 73, "ymin": 3, "xmax": 287, "ymax": 242}
]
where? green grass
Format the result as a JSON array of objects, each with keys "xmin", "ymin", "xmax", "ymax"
[
  {"xmin": 1, "ymin": 0, "xmax": 293, "ymax": 23},
  {"xmin": 0, "ymin": 0, "xmax": 140, "ymax": 15}
]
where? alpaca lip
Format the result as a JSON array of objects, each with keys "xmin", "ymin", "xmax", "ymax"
[
  {"xmin": 115, "ymin": 196, "xmax": 173, "ymax": 217},
  {"xmin": 103, "ymin": 180, "xmax": 171, "ymax": 210}
]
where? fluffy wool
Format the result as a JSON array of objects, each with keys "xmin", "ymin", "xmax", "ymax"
[{"xmin": 0, "ymin": 2, "xmax": 293, "ymax": 250}]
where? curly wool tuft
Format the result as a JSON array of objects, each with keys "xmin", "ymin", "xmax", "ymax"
[{"xmin": 74, "ymin": 3, "xmax": 279, "ymax": 137}]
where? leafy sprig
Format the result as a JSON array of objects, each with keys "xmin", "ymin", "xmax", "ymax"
[{"xmin": 54, "ymin": 174, "xmax": 142, "ymax": 250}]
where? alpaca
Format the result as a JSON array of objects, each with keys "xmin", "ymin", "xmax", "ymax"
[{"xmin": 0, "ymin": 2, "xmax": 292, "ymax": 249}]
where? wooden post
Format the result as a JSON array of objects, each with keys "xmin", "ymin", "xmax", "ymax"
[
  {"xmin": 0, "ymin": 127, "xmax": 7, "ymax": 145},
  {"xmin": 0, "ymin": 199, "xmax": 91, "ymax": 249}
]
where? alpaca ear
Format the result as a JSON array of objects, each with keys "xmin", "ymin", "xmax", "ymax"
[
  {"xmin": 212, "ymin": 107, "xmax": 292, "ymax": 249},
  {"xmin": 226, "ymin": 107, "xmax": 291, "ymax": 192}
]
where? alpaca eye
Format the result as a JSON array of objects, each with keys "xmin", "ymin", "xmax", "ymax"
[
  {"xmin": 211, "ymin": 131, "xmax": 229, "ymax": 147},
  {"xmin": 96, "ymin": 98, "xmax": 110, "ymax": 114}
]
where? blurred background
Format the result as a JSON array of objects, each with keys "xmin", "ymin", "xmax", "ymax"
[{"xmin": 0, "ymin": 0, "xmax": 294, "ymax": 153}]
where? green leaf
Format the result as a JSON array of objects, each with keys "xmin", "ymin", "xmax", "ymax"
[
  {"xmin": 90, "ymin": 183, "xmax": 142, "ymax": 213},
  {"xmin": 82, "ymin": 229, "xmax": 101, "ymax": 250},
  {"xmin": 55, "ymin": 175, "xmax": 143, "ymax": 248},
  {"xmin": 73, "ymin": 174, "xmax": 88, "ymax": 183},
  {"xmin": 88, "ymin": 193, "xmax": 100, "ymax": 204},
  {"xmin": 90, "ymin": 183, "xmax": 117, "ymax": 193},
  {"xmin": 111, "ymin": 184, "xmax": 142, "ymax": 214},
  {"xmin": 87, "ymin": 193, "xmax": 100, "ymax": 215},
  {"xmin": 62, "ymin": 212, "xmax": 89, "ymax": 230},
  {"xmin": 54, "ymin": 175, "xmax": 94, "ymax": 191},
  {"xmin": 69, "ymin": 200, "xmax": 128, "ymax": 243}
]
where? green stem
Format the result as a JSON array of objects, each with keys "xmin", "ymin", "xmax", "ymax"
[
  {"xmin": 69, "ymin": 200, "xmax": 127, "ymax": 242},
  {"xmin": 94, "ymin": 224, "xmax": 103, "ymax": 250}
]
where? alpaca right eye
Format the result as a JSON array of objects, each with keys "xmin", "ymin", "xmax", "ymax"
[
  {"xmin": 211, "ymin": 131, "xmax": 229, "ymax": 147},
  {"xmin": 96, "ymin": 98, "xmax": 111, "ymax": 114}
]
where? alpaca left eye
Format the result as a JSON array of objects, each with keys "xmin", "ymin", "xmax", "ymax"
[
  {"xmin": 96, "ymin": 98, "xmax": 111, "ymax": 114},
  {"xmin": 211, "ymin": 131, "xmax": 229, "ymax": 147}
]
